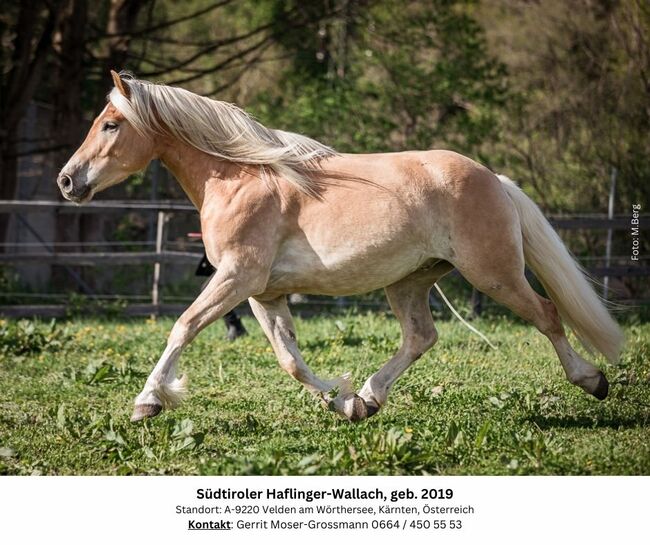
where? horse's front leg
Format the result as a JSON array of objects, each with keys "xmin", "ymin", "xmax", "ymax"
[
  {"xmin": 131, "ymin": 267, "xmax": 260, "ymax": 422},
  {"xmin": 248, "ymin": 295, "xmax": 367, "ymax": 421}
]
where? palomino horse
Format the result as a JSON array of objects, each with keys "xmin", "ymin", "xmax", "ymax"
[{"xmin": 58, "ymin": 71, "xmax": 623, "ymax": 422}]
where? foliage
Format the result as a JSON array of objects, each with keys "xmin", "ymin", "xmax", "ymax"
[
  {"xmin": 254, "ymin": 0, "xmax": 508, "ymax": 157},
  {"xmin": 478, "ymin": 0, "xmax": 650, "ymax": 213},
  {"xmin": 0, "ymin": 319, "xmax": 71, "ymax": 356},
  {"xmin": 64, "ymin": 293, "xmax": 128, "ymax": 318},
  {"xmin": 0, "ymin": 314, "xmax": 648, "ymax": 475},
  {"xmin": 0, "ymin": 267, "xmax": 23, "ymax": 305}
]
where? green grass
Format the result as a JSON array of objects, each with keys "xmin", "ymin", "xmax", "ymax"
[{"xmin": 0, "ymin": 313, "xmax": 649, "ymax": 475}]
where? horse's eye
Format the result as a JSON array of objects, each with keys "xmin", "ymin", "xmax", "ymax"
[{"xmin": 102, "ymin": 121, "xmax": 118, "ymax": 132}]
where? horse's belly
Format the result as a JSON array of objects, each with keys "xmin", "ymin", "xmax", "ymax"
[{"xmin": 266, "ymin": 234, "xmax": 438, "ymax": 296}]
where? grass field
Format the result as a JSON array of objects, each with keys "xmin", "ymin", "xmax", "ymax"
[{"xmin": 1, "ymin": 312, "xmax": 649, "ymax": 475}]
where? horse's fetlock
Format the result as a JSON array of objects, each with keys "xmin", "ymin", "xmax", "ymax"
[{"xmin": 359, "ymin": 377, "xmax": 388, "ymax": 409}]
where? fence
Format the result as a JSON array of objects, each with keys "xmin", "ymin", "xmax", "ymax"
[
  {"xmin": 0, "ymin": 199, "xmax": 648, "ymax": 317},
  {"xmin": 0, "ymin": 200, "xmax": 199, "ymax": 317}
]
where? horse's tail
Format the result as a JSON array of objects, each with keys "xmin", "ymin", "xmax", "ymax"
[{"xmin": 498, "ymin": 174, "xmax": 623, "ymax": 362}]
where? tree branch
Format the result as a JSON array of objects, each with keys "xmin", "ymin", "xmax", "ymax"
[
  {"xmin": 5, "ymin": 1, "xmax": 63, "ymax": 130},
  {"xmin": 166, "ymin": 34, "xmax": 274, "ymax": 85},
  {"xmin": 88, "ymin": 0, "xmax": 234, "ymax": 42},
  {"xmin": 205, "ymin": 43, "xmax": 279, "ymax": 96},
  {"xmin": 136, "ymin": 7, "xmax": 302, "ymax": 78}
]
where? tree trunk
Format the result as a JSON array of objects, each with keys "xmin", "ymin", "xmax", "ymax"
[
  {"xmin": 0, "ymin": 0, "xmax": 61, "ymax": 250},
  {"xmin": 0, "ymin": 142, "xmax": 18, "ymax": 247},
  {"xmin": 52, "ymin": 0, "xmax": 89, "ymax": 290},
  {"xmin": 96, "ymin": 0, "xmax": 150, "ymax": 110}
]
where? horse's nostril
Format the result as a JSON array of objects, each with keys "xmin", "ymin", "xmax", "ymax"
[{"xmin": 59, "ymin": 174, "xmax": 73, "ymax": 192}]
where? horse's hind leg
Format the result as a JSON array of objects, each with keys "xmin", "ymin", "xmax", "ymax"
[
  {"xmin": 447, "ymin": 174, "xmax": 609, "ymax": 398},
  {"xmin": 358, "ymin": 264, "xmax": 452, "ymax": 417},
  {"xmin": 458, "ymin": 265, "xmax": 608, "ymax": 399}
]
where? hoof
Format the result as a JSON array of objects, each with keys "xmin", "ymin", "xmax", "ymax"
[
  {"xmin": 592, "ymin": 373, "xmax": 609, "ymax": 401},
  {"xmin": 344, "ymin": 395, "xmax": 381, "ymax": 422},
  {"xmin": 325, "ymin": 393, "xmax": 380, "ymax": 422},
  {"xmin": 347, "ymin": 395, "xmax": 368, "ymax": 422},
  {"xmin": 365, "ymin": 401, "xmax": 380, "ymax": 418},
  {"xmin": 226, "ymin": 324, "xmax": 247, "ymax": 341},
  {"xmin": 130, "ymin": 403, "xmax": 162, "ymax": 422}
]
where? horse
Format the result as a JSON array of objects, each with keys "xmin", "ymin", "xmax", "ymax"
[{"xmin": 57, "ymin": 71, "xmax": 623, "ymax": 423}]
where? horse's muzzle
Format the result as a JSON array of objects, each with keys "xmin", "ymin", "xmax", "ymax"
[{"xmin": 57, "ymin": 173, "xmax": 91, "ymax": 202}]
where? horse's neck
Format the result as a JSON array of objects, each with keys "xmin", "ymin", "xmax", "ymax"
[{"xmin": 157, "ymin": 140, "xmax": 247, "ymax": 210}]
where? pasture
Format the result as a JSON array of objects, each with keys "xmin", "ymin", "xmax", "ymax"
[{"xmin": 1, "ymin": 313, "xmax": 648, "ymax": 476}]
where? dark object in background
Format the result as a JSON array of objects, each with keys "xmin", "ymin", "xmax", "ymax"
[
  {"xmin": 224, "ymin": 309, "xmax": 247, "ymax": 341},
  {"xmin": 196, "ymin": 252, "xmax": 247, "ymax": 340},
  {"xmin": 194, "ymin": 253, "xmax": 215, "ymax": 277}
]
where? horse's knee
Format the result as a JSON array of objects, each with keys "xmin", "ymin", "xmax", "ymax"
[
  {"xmin": 168, "ymin": 320, "xmax": 193, "ymax": 347},
  {"xmin": 408, "ymin": 326, "xmax": 438, "ymax": 359}
]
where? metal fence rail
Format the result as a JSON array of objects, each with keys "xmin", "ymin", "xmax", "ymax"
[{"xmin": 0, "ymin": 251, "xmax": 200, "ymax": 265}]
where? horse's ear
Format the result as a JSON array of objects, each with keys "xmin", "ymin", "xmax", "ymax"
[{"xmin": 110, "ymin": 70, "xmax": 131, "ymax": 99}]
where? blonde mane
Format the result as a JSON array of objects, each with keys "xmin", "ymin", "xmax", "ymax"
[{"xmin": 109, "ymin": 74, "xmax": 337, "ymax": 196}]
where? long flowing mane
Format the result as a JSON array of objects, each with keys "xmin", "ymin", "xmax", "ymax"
[{"xmin": 109, "ymin": 74, "xmax": 337, "ymax": 195}]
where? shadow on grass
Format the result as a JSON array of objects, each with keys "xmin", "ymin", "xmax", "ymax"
[
  {"xmin": 530, "ymin": 413, "xmax": 650, "ymax": 431},
  {"xmin": 301, "ymin": 335, "xmax": 366, "ymax": 350}
]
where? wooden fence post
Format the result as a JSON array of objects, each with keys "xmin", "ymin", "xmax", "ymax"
[
  {"xmin": 151, "ymin": 210, "xmax": 166, "ymax": 317},
  {"xmin": 603, "ymin": 167, "xmax": 617, "ymax": 300}
]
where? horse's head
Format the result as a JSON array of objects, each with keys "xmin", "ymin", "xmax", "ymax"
[{"xmin": 57, "ymin": 71, "xmax": 155, "ymax": 203}]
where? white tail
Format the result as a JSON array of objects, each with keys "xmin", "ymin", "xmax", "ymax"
[{"xmin": 498, "ymin": 175, "xmax": 623, "ymax": 362}]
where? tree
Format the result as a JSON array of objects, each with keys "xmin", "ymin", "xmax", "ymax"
[
  {"xmin": 252, "ymin": 0, "xmax": 508, "ymax": 160},
  {"xmin": 478, "ymin": 0, "xmax": 650, "ymax": 213}
]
